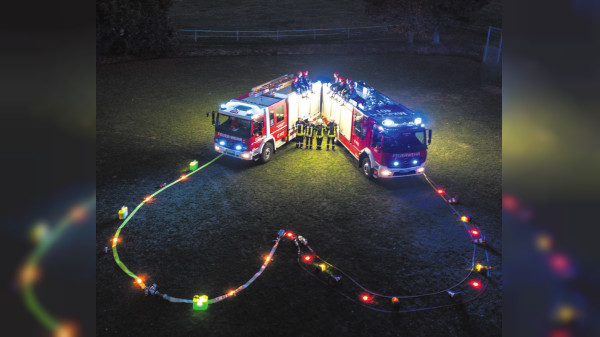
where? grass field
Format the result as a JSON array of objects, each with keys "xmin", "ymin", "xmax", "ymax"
[{"xmin": 97, "ymin": 55, "xmax": 501, "ymax": 336}]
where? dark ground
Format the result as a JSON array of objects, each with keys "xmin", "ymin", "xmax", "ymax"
[{"xmin": 96, "ymin": 55, "xmax": 501, "ymax": 336}]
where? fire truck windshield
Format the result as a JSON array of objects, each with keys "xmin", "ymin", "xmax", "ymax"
[
  {"xmin": 215, "ymin": 114, "xmax": 251, "ymax": 138},
  {"xmin": 380, "ymin": 130, "xmax": 427, "ymax": 153}
]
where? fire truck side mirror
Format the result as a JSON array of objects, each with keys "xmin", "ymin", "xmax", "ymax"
[{"xmin": 428, "ymin": 129, "xmax": 432, "ymax": 145}]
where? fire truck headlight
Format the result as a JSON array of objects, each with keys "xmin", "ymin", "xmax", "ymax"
[
  {"xmin": 393, "ymin": 161, "xmax": 400, "ymax": 167},
  {"xmin": 215, "ymin": 145, "xmax": 221, "ymax": 151},
  {"xmin": 412, "ymin": 159, "xmax": 418, "ymax": 165},
  {"xmin": 220, "ymin": 103, "xmax": 226, "ymax": 109},
  {"xmin": 381, "ymin": 169, "xmax": 392, "ymax": 176},
  {"xmin": 235, "ymin": 144, "xmax": 242, "ymax": 151},
  {"xmin": 219, "ymin": 140, "xmax": 226, "ymax": 146},
  {"xmin": 241, "ymin": 153, "xmax": 251, "ymax": 159},
  {"xmin": 414, "ymin": 117, "xmax": 422, "ymax": 125},
  {"xmin": 382, "ymin": 119, "xmax": 394, "ymax": 126},
  {"xmin": 417, "ymin": 167, "xmax": 425, "ymax": 173}
]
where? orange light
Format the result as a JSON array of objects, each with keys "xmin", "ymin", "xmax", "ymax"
[
  {"xmin": 228, "ymin": 290, "xmax": 235, "ymax": 296},
  {"xmin": 144, "ymin": 196, "xmax": 152, "ymax": 202},
  {"xmin": 54, "ymin": 321, "xmax": 79, "ymax": 337},
  {"xmin": 136, "ymin": 278, "xmax": 142, "ymax": 284},
  {"xmin": 18, "ymin": 263, "xmax": 40, "ymax": 285},
  {"xmin": 180, "ymin": 175, "xmax": 187, "ymax": 180},
  {"xmin": 68, "ymin": 205, "xmax": 87, "ymax": 223},
  {"xmin": 265, "ymin": 256, "xmax": 271, "ymax": 263}
]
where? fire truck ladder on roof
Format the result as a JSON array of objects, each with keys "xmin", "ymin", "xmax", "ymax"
[{"xmin": 251, "ymin": 74, "xmax": 294, "ymax": 96}]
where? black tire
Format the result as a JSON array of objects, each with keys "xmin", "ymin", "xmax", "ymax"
[
  {"xmin": 260, "ymin": 142, "xmax": 274, "ymax": 163},
  {"xmin": 360, "ymin": 156, "xmax": 373, "ymax": 178}
]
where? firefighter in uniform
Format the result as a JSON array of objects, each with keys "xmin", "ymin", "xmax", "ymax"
[
  {"xmin": 326, "ymin": 117, "xmax": 338, "ymax": 151},
  {"xmin": 304, "ymin": 120, "xmax": 314, "ymax": 149},
  {"xmin": 295, "ymin": 116, "xmax": 305, "ymax": 148},
  {"xmin": 314, "ymin": 118, "xmax": 326, "ymax": 150},
  {"xmin": 297, "ymin": 71, "xmax": 307, "ymax": 95},
  {"xmin": 333, "ymin": 76, "xmax": 344, "ymax": 95},
  {"xmin": 302, "ymin": 70, "xmax": 312, "ymax": 93},
  {"xmin": 292, "ymin": 76, "xmax": 302, "ymax": 94}
]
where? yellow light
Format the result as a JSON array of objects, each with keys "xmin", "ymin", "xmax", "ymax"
[
  {"xmin": 475, "ymin": 264, "xmax": 483, "ymax": 272},
  {"xmin": 319, "ymin": 264, "xmax": 326, "ymax": 271},
  {"xmin": 381, "ymin": 169, "xmax": 392, "ymax": 176},
  {"xmin": 535, "ymin": 233, "xmax": 553, "ymax": 252},
  {"xmin": 30, "ymin": 222, "xmax": 49, "ymax": 244},
  {"xmin": 461, "ymin": 216, "xmax": 469, "ymax": 222},
  {"xmin": 554, "ymin": 304, "xmax": 578, "ymax": 324}
]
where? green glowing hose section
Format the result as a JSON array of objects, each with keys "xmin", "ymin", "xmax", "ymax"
[
  {"xmin": 112, "ymin": 155, "xmax": 223, "ymax": 280},
  {"xmin": 22, "ymin": 196, "xmax": 96, "ymax": 331}
]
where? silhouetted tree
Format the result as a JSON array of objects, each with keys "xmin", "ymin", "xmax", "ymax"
[{"xmin": 96, "ymin": 0, "xmax": 175, "ymax": 57}]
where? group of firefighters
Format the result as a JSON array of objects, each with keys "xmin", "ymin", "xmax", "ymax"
[
  {"xmin": 292, "ymin": 70, "xmax": 313, "ymax": 96},
  {"xmin": 294, "ymin": 116, "xmax": 338, "ymax": 151},
  {"xmin": 330, "ymin": 72, "xmax": 356, "ymax": 100}
]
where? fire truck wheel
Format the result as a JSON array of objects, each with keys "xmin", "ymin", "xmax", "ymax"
[
  {"xmin": 260, "ymin": 142, "xmax": 274, "ymax": 163},
  {"xmin": 361, "ymin": 157, "xmax": 373, "ymax": 178}
]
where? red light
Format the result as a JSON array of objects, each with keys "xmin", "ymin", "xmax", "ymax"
[
  {"xmin": 437, "ymin": 189, "xmax": 444, "ymax": 194},
  {"xmin": 470, "ymin": 229, "xmax": 480, "ymax": 236},
  {"xmin": 285, "ymin": 231, "xmax": 295, "ymax": 239},
  {"xmin": 302, "ymin": 255, "xmax": 313, "ymax": 263},
  {"xmin": 470, "ymin": 280, "xmax": 481, "ymax": 289},
  {"xmin": 360, "ymin": 294, "xmax": 372, "ymax": 302}
]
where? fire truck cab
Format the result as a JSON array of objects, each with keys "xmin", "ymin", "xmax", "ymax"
[
  {"xmin": 214, "ymin": 75, "xmax": 322, "ymax": 163},
  {"xmin": 321, "ymin": 80, "xmax": 432, "ymax": 178}
]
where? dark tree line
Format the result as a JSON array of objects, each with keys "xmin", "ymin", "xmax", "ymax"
[{"xmin": 96, "ymin": 0, "xmax": 175, "ymax": 57}]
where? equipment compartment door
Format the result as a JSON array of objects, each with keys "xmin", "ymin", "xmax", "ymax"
[
  {"xmin": 338, "ymin": 103, "xmax": 352, "ymax": 141},
  {"xmin": 269, "ymin": 101, "xmax": 287, "ymax": 144}
]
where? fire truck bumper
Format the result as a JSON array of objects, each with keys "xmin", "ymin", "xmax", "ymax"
[
  {"xmin": 373, "ymin": 165, "xmax": 426, "ymax": 178},
  {"xmin": 214, "ymin": 144, "xmax": 256, "ymax": 160}
]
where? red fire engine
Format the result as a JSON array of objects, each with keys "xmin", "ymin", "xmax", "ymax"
[
  {"xmin": 214, "ymin": 73, "xmax": 432, "ymax": 178},
  {"xmin": 322, "ymin": 81, "xmax": 432, "ymax": 178},
  {"xmin": 214, "ymin": 74, "xmax": 322, "ymax": 163}
]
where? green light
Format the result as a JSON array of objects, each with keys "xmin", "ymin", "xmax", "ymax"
[
  {"xmin": 189, "ymin": 160, "xmax": 198, "ymax": 171},
  {"xmin": 193, "ymin": 295, "xmax": 208, "ymax": 310}
]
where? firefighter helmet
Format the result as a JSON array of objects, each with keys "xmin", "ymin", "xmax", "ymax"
[
  {"xmin": 346, "ymin": 78, "xmax": 352, "ymax": 83},
  {"xmin": 317, "ymin": 118, "xmax": 323, "ymax": 124},
  {"xmin": 333, "ymin": 72, "xmax": 339, "ymax": 78},
  {"xmin": 297, "ymin": 71, "xmax": 303, "ymax": 77},
  {"xmin": 338, "ymin": 76, "xmax": 344, "ymax": 81},
  {"xmin": 293, "ymin": 76, "xmax": 298, "ymax": 82},
  {"xmin": 304, "ymin": 70, "xmax": 309, "ymax": 76}
]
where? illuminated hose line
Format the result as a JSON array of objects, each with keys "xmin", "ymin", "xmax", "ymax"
[
  {"xmin": 112, "ymin": 155, "xmax": 490, "ymax": 310},
  {"xmin": 20, "ymin": 195, "xmax": 96, "ymax": 332},
  {"xmin": 290, "ymin": 173, "xmax": 490, "ymax": 312}
]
